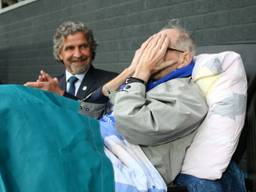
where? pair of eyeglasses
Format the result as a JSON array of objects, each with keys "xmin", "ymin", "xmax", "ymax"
[{"xmin": 167, "ymin": 47, "xmax": 184, "ymax": 53}]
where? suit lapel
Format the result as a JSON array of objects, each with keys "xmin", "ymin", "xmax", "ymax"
[
  {"xmin": 76, "ymin": 66, "xmax": 97, "ymax": 99},
  {"xmin": 58, "ymin": 74, "xmax": 67, "ymax": 91}
]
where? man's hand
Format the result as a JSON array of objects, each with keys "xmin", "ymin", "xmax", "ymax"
[
  {"xmin": 37, "ymin": 70, "xmax": 52, "ymax": 82},
  {"xmin": 133, "ymin": 33, "xmax": 171, "ymax": 82},
  {"xmin": 128, "ymin": 35, "xmax": 155, "ymax": 74},
  {"xmin": 24, "ymin": 71, "xmax": 64, "ymax": 96},
  {"xmin": 150, "ymin": 59, "xmax": 178, "ymax": 80}
]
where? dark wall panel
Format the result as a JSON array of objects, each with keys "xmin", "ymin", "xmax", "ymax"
[{"xmin": 0, "ymin": 0, "xmax": 255, "ymax": 83}]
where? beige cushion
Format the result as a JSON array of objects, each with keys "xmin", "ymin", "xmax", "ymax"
[{"xmin": 181, "ymin": 51, "xmax": 247, "ymax": 179}]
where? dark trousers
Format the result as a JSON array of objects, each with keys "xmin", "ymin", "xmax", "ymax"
[{"xmin": 175, "ymin": 162, "xmax": 246, "ymax": 192}]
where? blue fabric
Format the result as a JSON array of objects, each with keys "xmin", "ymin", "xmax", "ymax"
[
  {"xmin": 175, "ymin": 161, "xmax": 246, "ymax": 192},
  {"xmin": 0, "ymin": 85, "xmax": 114, "ymax": 192},
  {"xmin": 146, "ymin": 60, "xmax": 195, "ymax": 91},
  {"xmin": 115, "ymin": 183, "xmax": 166, "ymax": 192},
  {"xmin": 100, "ymin": 112, "xmax": 123, "ymax": 140}
]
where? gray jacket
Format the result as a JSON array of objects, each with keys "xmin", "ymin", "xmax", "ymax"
[{"xmin": 80, "ymin": 77, "xmax": 208, "ymax": 184}]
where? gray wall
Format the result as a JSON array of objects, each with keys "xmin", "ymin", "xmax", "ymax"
[{"xmin": 0, "ymin": 0, "xmax": 255, "ymax": 83}]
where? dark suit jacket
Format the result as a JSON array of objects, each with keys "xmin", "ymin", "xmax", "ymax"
[{"xmin": 58, "ymin": 66, "xmax": 117, "ymax": 100}]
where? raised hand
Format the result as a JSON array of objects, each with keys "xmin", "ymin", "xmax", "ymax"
[
  {"xmin": 132, "ymin": 33, "xmax": 170, "ymax": 82},
  {"xmin": 37, "ymin": 70, "xmax": 52, "ymax": 82},
  {"xmin": 128, "ymin": 35, "xmax": 155, "ymax": 74},
  {"xmin": 24, "ymin": 71, "xmax": 64, "ymax": 96}
]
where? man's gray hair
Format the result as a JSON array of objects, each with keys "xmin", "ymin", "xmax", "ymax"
[
  {"xmin": 53, "ymin": 21, "xmax": 97, "ymax": 61},
  {"xmin": 162, "ymin": 19, "xmax": 196, "ymax": 56}
]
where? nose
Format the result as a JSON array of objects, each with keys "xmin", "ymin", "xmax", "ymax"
[{"xmin": 73, "ymin": 47, "xmax": 82, "ymax": 57}]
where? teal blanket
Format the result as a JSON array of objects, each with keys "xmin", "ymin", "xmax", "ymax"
[{"xmin": 0, "ymin": 85, "xmax": 114, "ymax": 192}]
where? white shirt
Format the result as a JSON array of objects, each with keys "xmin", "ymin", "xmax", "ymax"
[{"xmin": 65, "ymin": 71, "xmax": 86, "ymax": 96}]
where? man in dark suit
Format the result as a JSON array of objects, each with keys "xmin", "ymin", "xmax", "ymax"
[
  {"xmin": 58, "ymin": 65, "xmax": 117, "ymax": 100},
  {"xmin": 29, "ymin": 21, "xmax": 116, "ymax": 100}
]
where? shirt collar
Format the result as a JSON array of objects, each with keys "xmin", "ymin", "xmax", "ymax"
[{"xmin": 65, "ymin": 70, "xmax": 86, "ymax": 82}]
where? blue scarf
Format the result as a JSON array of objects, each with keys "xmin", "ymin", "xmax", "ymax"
[{"xmin": 146, "ymin": 60, "xmax": 195, "ymax": 91}]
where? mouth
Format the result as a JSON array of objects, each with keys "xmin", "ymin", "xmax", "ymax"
[{"xmin": 71, "ymin": 56, "xmax": 88, "ymax": 63}]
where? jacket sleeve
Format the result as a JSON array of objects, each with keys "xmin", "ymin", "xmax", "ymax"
[
  {"xmin": 79, "ymin": 88, "xmax": 110, "ymax": 119},
  {"xmin": 113, "ymin": 78, "xmax": 208, "ymax": 146}
]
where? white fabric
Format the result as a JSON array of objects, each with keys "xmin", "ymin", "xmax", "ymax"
[
  {"xmin": 100, "ymin": 113, "xmax": 167, "ymax": 192},
  {"xmin": 181, "ymin": 51, "xmax": 247, "ymax": 179}
]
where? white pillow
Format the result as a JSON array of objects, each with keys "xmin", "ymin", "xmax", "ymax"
[{"xmin": 181, "ymin": 51, "xmax": 247, "ymax": 179}]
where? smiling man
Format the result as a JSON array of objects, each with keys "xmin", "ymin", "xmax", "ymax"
[
  {"xmin": 57, "ymin": 30, "xmax": 92, "ymax": 75},
  {"xmin": 34, "ymin": 21, "xmax": 117, "ymax": 100},
  {"xmin": 55, "ymin": 21, "xmax": 117, "ymax": 99}
]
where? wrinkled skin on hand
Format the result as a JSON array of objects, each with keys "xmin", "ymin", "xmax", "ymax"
[
  {"xmin": 132, "ymin": 33, "xmax": 178, "ymax": 82},
  {"xmin": 24, "ymin": 70, "xmax": 64, "ymax": 96}
]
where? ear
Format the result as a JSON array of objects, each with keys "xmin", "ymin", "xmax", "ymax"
[
  {"xmin": 177, "ymin": 52, "xmax": 193, "ymax": 68},
  {"xmin": 58, "ymin": 51, "xmax": 63, "ymax": 61}
]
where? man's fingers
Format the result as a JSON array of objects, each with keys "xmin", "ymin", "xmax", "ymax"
[
  {"xmin": 24, "ymin": 81, "xmax": 45, "ymax": 88},
  {"xmin": 39, "ymin": 70, "xmax": 53, "ymax": 81},
  {"xmin": 37, "ymin": 74, "xmax": 45, "ymax": 82},
  {"xmin": 140, "ymin": 34, "xmax": 156, "ymax": 50},
  {"xmin": 53, "ymin": 77, "xmax": 59, "ymax": 84},
  {"xmin": 159, "ymin": 34, "xmax": 169, "ymax": 51},
  {"xmin": 144, "ymin": 33, "xmax": 168, "ymax": 59},
  {"xmin": 147, "ymin": 34, "xmax": 169, "ymax": 64},
  {"xmin": 135, "ymin": 33, "xmax": 170, "ymax": 75}
]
